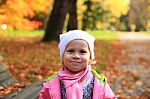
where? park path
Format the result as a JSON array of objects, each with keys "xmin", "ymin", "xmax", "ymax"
[
  {"xmin": 111, "ymin": 32, "xmax": 150, "ymax": 98},
  {"xmin": 119, "ymin": 32, "xmax": 150, "ymax": 41}
]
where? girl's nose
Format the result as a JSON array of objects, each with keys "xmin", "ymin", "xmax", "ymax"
[{"xmin": 73, "ymin": 53, "xmax": 80, "ymax": 59}]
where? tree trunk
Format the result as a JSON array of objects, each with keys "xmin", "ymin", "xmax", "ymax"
[
  {"xmin": 128, "ymin": 0, "xmax": 146, "ymax": 31},
  {"xmin": 120, "ymin": 15, "xmax": 130, "ymax": 31},
  {"xmin": 67, "ymin": 0, "xmax": 78, "ymax": 31},
  {"xmin": 82, "ymin": 0, "xmax": 92, "ymax": 30},
  {"xmin": 42, "ymin": 0, "xmax": 70, "ymax": 42},
  {"xmin": 0, "ymin": 0, "xmax": 7, "ymax": 5}
]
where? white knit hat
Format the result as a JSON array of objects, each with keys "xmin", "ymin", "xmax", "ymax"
[{"xmin": 58, "ymin": 30, "xmax": 95, "ymax": 60}]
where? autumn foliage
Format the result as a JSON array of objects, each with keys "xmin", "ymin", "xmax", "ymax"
[
  {"xmin": 0, "ymin": 0, "xmax": 52, "ymax": 31},
  {"xmin": 0, "ymin": 0, "xmax": 131, "ymax": 31}
]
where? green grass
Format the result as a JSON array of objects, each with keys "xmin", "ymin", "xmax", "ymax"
[
  {"xmin": 0, "ymin": 30, "xmax": 118, "ymax": 40},
  {"xmin": 0, "ymin": 30, "xmax": 44, "ymax": 37},
  {"xmin": 88, "ymin": 30, "xmax": 118, "ymax": 41}
]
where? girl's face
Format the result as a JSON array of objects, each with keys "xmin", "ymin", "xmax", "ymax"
[{"xmin": 62, "ymin": 39, "xmax": 91, "ymax": 73}]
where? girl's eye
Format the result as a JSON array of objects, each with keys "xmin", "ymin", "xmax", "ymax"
[
  {"xmin": 66, "ymin": 49, "xmax": 74, "ymax": 52},
  {"xmin": 80, "ymin": 50, "xmax": 87, "ymax": 53}
]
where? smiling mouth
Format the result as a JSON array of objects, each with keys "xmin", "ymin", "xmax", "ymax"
[{"xmin": 71, "ymin": 61, "xmax": 82, "ymax": 63}]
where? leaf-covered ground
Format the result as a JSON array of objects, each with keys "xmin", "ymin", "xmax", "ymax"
[
  {"xmin": 103, "ymin": 40, "xmax": 150, "ymax": 99},
  {"xmin": 0, "ymin": 36, "xmax": 149, "ymax": 99}
]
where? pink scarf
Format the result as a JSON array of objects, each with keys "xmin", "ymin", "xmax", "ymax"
[{"xmin": 58, "ymin": 65, "xmax": 91, "ymax": 99}]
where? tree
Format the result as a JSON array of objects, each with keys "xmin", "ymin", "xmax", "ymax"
[
  {"xmin": 42, "ymin": 0, "xmax": 70, "ymax": 41},
  {"xmin": 67, "ymin": 0, "xmax": 78, "ymax": 31},
  {"xmin": 81, "ymin": 0, "xmax": 130, "ymax": 30},
  {"xmin": 42, "ymin": 0, "xmax": 78, "ymax": 42},
  {"xmin": 0, "ymin": 0, "xmax": 50, "ymax": 31},
  {"xmin": 82, "ymin": 0, "xmax": 92, "ymax": 30},
  {"xmin": 128, "ymin": 0, "xmax": 146, "ymax": 31},
  {"xmin": 0, "ymin": 0, "xmax": 7, "ymax": 5}
]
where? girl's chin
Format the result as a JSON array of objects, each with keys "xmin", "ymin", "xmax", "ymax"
[{"xmin": 67, "ymin": 68, "xmax": 86, "ymax": 73}]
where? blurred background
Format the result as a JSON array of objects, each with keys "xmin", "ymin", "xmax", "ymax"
[
  {"xmin": 0, "ymin": 0, "xmax": 149, "ymax": 33},
  {"xmin": 0, "ymin": 0, "xmax": 149, "ymax": 99}
]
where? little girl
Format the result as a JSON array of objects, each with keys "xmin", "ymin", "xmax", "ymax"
[{"xmin": 39, "ymin": 30, "xmax": 117, "ymax": 99}]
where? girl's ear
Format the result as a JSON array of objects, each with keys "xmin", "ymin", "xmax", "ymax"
[
  {"xmin": 88, "ymin": 59, "xmax": 92, "ymax": 65},
  {"xmin": 88, "ymin": 59, "xmax": 96, "ymax": 65}
]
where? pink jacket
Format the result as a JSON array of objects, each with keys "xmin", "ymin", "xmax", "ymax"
[{"xmin": 39, "ymin": 70, "xmax": 117, "ymax": 99}]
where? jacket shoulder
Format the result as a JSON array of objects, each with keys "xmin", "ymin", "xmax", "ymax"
[{"xmin": 92, "ymin": 69, "xmax": 107, "ymax": 84}]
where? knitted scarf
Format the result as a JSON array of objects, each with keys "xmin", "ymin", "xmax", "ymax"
[{"xmin": 58, "ymin": 65, "xmax": 91, "ymax": 99}]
